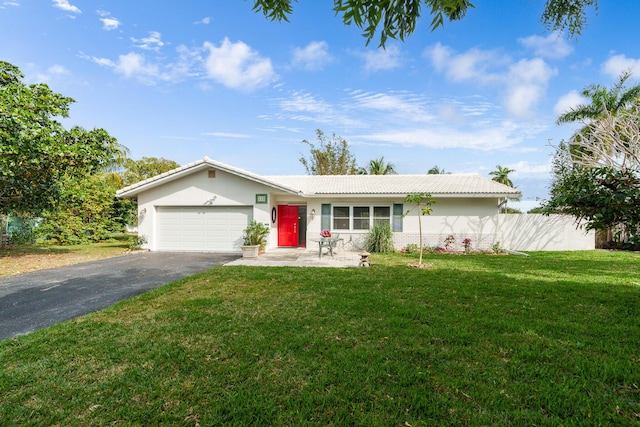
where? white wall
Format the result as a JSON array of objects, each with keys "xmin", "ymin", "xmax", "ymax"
[
  {"xmin": 394, "ymin": 213, "xmax": 594, "ymax": 252},
  {"xmin": 137, "ymin": 169, "xmax": 274, "ymax": 250}
]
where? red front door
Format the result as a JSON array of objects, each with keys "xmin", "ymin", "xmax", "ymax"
[{"xmin": 278, "ymin": 205, "xmax": 298, "ymax": 247}]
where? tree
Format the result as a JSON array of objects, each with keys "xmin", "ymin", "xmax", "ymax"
[
  {"xmin": 556, "ymin": 71, "xmax": 640, "ymax": 126},
  {"xmin": 544, "ymin": 108, "xmax": 640, "ymax": 248},
  {"xmin": 543, "ymin": 165, "xmax": 640, "ymax": 249},
  {"xmin": 122, "ymin": 157, "xmax": 181, "ymax": 186},
  {"xmin": 0, "ymin": 61, "xmax": 125, "ymax": 218},
  {"xmin": 37, "ymin": 174, "xmax": 132, "ymax": 245},
  {"xmin": 403, "ymin": 193, "xmax": 437, "ymax": 266},
  {"xmin": 556, "ymin": 71, "xmax": 640, "ymax": 163},
  {"xmin": 252, "ymin": 0, "xmax": 598, "ymax": 47},
  {"xmin": 359, "ymin": 156, "xmax": 396, "ymax": 175},
  {"xmin": 427, "ymin": 165, "xmax": 449, "ymax": 174},
  {"xmin": 299, "ymin": 129, "xmax": 359, "ymax": 175},
  {"xmin": 489, "ymin": 165, "xmax": 515, "ymax": 187}
]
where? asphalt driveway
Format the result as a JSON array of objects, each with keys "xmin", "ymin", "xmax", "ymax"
[{"xmin": 0, "ymin": 252, "xmax": 239, "ymax": 341}]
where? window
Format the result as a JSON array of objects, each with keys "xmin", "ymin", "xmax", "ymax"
[
  {"xmin": 333, "ymin": 206, "xmax": 349, "ymax": 230},
  {"xmin": 353, "ymin": 207, "xmax": 370, "ymax": 230},
  {"xmin": 326, "ymin": 204, "xmax": 397, "ymax": 231},
  {"xmin": 373, "ymin": 206, "xmax": 391, "ymax": 226}
]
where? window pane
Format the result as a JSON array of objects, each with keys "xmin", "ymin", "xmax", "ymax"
[
  {"xmin": 353, "ymin": 207, "xmax": 370, "ymax": 230},
  {"xmin": 373, "ymin": 206, "xmax": 390, "ymax": 218},
  {"xmin": 353, "ymin": 218, "xmax": 369, "ymax": 230},
  {"xmin": 333, "ymin": 206, "xmax": 349, "ymax": 230},
  {"xmin": 353, "ymin": 206, "xmax": 369, "ymax": 218},
  {"xmin": 333, "ymin": 206, "xmax": 349, "ymax": 218},
  {"xmin": 373, "ymin": 206, "xmax": 390, "ymax": 227}
]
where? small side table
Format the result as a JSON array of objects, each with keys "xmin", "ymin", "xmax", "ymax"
[{"xmin": 359, "ymin": 252, "xmax": 370, "ymax": 267}]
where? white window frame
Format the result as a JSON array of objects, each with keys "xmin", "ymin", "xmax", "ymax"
[{"xmin": 331, "ymin": 205, "xmax": 393, "ymax": 232}]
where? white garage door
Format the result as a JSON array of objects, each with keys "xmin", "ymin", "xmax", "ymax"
[{"xmin": 156, "ymin": 206, "xmax": 252, "ymax": 252}]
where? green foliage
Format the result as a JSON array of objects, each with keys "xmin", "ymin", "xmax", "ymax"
[
  {"xmin": 242, "ymin": 220, "xmax": 270, "ymax": 247},
  {"xmin": 0, "ymin": 61, "xmax": 126, "ymax": 217},
  {"xmin": 402, "ymin": 243, "xmax": 420, "ymax": 253},
  {"xmin": 543, "ymin": 166, "xmax": 640, "ymax": 247},
  {"xmin": 527, "ymin": 206, "xmax": 546, "ymax": 214},
  {"xmin": 404, "ymin": 193, "xmax": 437, "ymax": 265},
  {"xmin": 358, "ymin": 156, "xmax": 396, "ymax": 175},
  {"xmin": 122, "ymin": 157, "xmax": 180, "ymax": 186},
  {"xmin": 427, "ymin": 165, "xmax": 449, "ymax": 174},
  {"xmin": 37, "ymin": 174, "xmax": 127, "ymax": 245},
  {"xmin": 541, "ymin": 0, "xmax": 597, "ymax": 38},
  {"xmin": 299, "ymin": 129, "xmax": 358, "ymax": 175},
  {"xmin": 364, "ymin": 222, "xmax": 394, "ymax": 252},
  {"xmin": 7, "ymin": 216, "xmax": 38, "ymax": 244},
  {"xmin": 252, "ymin": 0, "xmax": 595, "ymax": 47},
  {"xmin": 489, "ymin": 164, "xmax": 515, "ymax": 187},
  {"xmin": 128, "ymin": 234, "xmax": 148, "ymax": 250}
]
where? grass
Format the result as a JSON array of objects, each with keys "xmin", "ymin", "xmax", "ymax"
[
  {"xmin": 0, "ymin": 235, "xmax": 134, "ymax": 277},
  {"xmin": 1, "ymin": 251, "xmax": 639, "ymax": 425}
]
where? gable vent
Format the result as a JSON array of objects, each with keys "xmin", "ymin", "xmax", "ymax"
[{"xmin": 208, "ymin": 170, "xmax": 216, "ymax": 178}]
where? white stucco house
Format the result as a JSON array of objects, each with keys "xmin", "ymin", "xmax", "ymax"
[{"xmin": 116, "ymin": 157, "xmax": 594, "ymax": 252}]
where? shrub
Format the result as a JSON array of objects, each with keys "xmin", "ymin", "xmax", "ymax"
[
  {"xmin": 403, "ymin": 243, "xmax": 420, "ymax": 254},
  {"xmin": 364, "ymin": 223, "xmax": 394, "ymax": 253}
]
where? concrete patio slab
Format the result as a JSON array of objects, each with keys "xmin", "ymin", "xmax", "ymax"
[{"xmin": 224, "ymin": 247, "xmax": 366, "ymax": 268}]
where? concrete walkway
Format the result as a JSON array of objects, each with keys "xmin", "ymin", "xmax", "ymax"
[{"xmin": 225, "ymin": 247, "xmax": 365, "ymax": 267}]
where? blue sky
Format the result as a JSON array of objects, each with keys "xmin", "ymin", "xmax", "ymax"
[{"xmin": 2, "ymin": 1, "xmax": 640, "ymax": 209}]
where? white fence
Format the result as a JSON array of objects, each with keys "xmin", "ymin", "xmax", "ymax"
[
  {"xmin": 404, "ymin": 214, "xmax": 594, "ymax": 251},
  {"xmin": 337, "ymin": 214, "xmax": 595, "ymax": 252}
]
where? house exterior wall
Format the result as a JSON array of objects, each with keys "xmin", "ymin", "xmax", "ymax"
[
  {"xmin": 136, "ymin": 169, "xmax": 276, "ymax": 251},
  {"xmin": 133, "ymin": 170, "xmax": 593, "ymax": 253},
  {"xmin": 302, "ymin": 197, "xmax": 502, "ymax": 248}
]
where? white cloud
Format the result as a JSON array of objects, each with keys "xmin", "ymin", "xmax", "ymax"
[
  {"xmin": 0, "ymin": 1, "xmax": 20, "ymax": 9},
  {"xmin": 510, "ymin": 160, "xmax": 551, "ymax": 178},
  {"xmin": 425, "ymin": 43, "xmax": 556, "ymax": 118},
  {"xmin": 101, "ymin": 17, "xmax": 120, "ymax": 31},
  {"xmin": 292, "ymin": 41, "xmax": 334, "ymax": 71},
  {"xmin": 131, "ymin": 31, "xmax": 165, "ymax": 51},
  {"xmin": 519, "ymin": 32, "xmax": 573, "ymax": 59},
  {"xmin": 504, "ymin": 58, "xmax": 557, "ymax": 118},
  {"xmin": 97, "ymin": 10, "xmax": 120, "ymax": 30},
  {"xmin": 424, "ymin": 42, "xmax": 505, "ymax": 84},
  {"xmin": 32, "ymin": 64, "xmax": 70, "ymax": 84},
  {"xmin": 202, "ymin": 132, "xmax": 250, "ymax": 138},
  {"xmin": 114, "ymin": 52, "xmax": 159, "ymax": 80},
  {"xmin": 602, "ymin": 54, "xmax": 640, "ymax": 79},
  {"xmin": 349, "ymin": 90, "xmax": 435, "ymax": 123},
  {"xmin": 358, "ymin": 121, "xmax": 528, "ymax": 150},
  {"xmin": 52, "ymin": 0, "xmax": 80, "ymax": 13},
  {"xmin": 554, "ymin": 90, "xmax": 587, "ymax": 117},
  {"xmin": 360, "ymin": 45, "xmax": 401, "ymax": 72},
  {"xmin": 194, "ymin": 17, "xmax": 212, "ymax": 25},
  {"xmin": 203, "ymin": 38, "xmax": 277, "ymax": 91}
]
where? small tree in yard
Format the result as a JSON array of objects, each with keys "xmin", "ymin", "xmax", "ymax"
[{"xmin": 403, "ymin": 193, "xmax": 437, "ymax": 266}]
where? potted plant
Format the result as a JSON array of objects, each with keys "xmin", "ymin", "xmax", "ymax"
[{"xmin": 241, "ymin": 220, "xmax": 270, "ymax": 258}]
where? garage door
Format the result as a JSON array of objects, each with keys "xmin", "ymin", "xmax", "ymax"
[{"xmin": 156, "ymin": 206, "xmax": 253, "ymax": 252}]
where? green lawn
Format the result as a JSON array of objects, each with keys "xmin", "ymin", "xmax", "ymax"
[{"xmin": 1, "ymin": 251, "xmax": 639, "ymax": 426}]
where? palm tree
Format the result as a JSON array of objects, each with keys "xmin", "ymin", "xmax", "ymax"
[
  {"xmin": 556, "ymin": 71, "xmax": 640, "ymax": 125},
  {"xmin": 557, "ymin": 71, "xmax": 640, "ymax": 163},
  {"xmin": 359, "ymin": 156, "xmax": 397, "ymax": 175},
  {"xmin": 489, "ymin": 165, "xmax": 515, "ymax": 187},
  {"xmin": 427, "ymin": 165, "xmax": 449, "ymax": 174}
]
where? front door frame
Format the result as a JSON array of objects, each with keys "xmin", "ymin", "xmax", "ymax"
[{"xmin": 277, "ymin": 204, "xmax": 307, "ymax": 248}]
